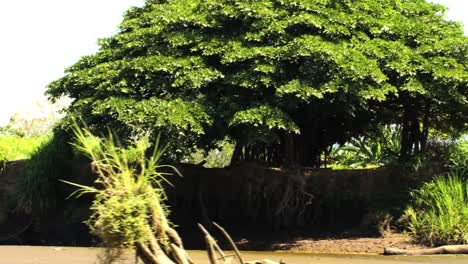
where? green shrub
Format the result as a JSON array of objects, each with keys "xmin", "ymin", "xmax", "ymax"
[
  {"xmin": 448, "ymin": 137, "xmax": 468, "ymax": 179},
  {"xmin": 402, "ymin": 174, "xmax": 468, "ymax": 246},
  {"xmin": 184, "ymin": 140, "xmax": 235, "ymax": 168},
  {"xmin": 328, "ymin": 126, "xmax": 401, "ymax": 169}
]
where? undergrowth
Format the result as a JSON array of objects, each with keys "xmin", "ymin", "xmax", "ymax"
[
  {"xmin": 15, "ymin": 134, "xmax": 71, "ymax": 214},
  {"xmin": 402, "ymin": 137, "xmax": 468, "ymax": 246},
  {"xmin": 0, "ymin": 135, "xmax": 49, "ymax": 162},
  {"xmin": 402, "ymin": 174, "xmax": 468, "ymax": 246}
]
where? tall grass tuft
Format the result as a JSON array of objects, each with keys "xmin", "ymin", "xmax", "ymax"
[
  {"xmin": 402, "ymin": 174, "xmax": 468, "ymax": 246},
  {"xmin": 64, "ymin": 123, "xmax": 179, "ymax": 252}
]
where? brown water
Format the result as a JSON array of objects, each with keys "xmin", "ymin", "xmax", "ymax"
[{"xmin": 1, "ymin": 246, "xmax": 468, "ymax": 264}]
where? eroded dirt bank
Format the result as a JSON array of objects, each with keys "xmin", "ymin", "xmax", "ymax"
[{"xmin": 0, "ymin": 161, "xmax": 439, "ymax": 251}]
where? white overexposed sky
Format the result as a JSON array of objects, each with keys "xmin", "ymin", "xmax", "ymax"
[
  {"xmin": 0, "ymin": 0, "xmax": 144, "ymax": 125},
  {"xmin": 0, "ymin": 0, "xmax": 466, "ymax": 126}
]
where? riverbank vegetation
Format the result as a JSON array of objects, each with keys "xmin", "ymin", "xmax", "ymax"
[
  {"xmin": 0, "ymin": 125, "xmax": 50, "ymax": 176},
  {"xmin": 402, "ymin": 138, "xmax": 468, "ymax": 246},
  {"xmin": 0, "ymin": 110, "xmax": 58, "ymax": 165},
  {"xmin": 0, "ymin": 135, "xmax": 48, "ymax": 162},
  {"xmin": 0, "ymin": 0, "xmax": 466, "ymax": 252}
]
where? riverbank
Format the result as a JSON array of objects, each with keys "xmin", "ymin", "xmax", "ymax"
[
  {"xmin": 1, "ymin": 246, "xmax": 467, "ymax": 264},
  {"xmin": 236, "ymin": 232, "xmax": 428, "ymax": 255}
]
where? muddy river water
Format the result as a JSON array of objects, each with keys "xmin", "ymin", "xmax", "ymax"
[{"xmin": 1, "ymin": 246, "xmax": 468, "ymax": 264}]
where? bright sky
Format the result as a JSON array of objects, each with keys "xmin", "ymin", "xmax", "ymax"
[
  {"xmin": 0, "ymin": 0, "xmax": 144, "ymax": 125},
  {"xmin": 0, "ymin": 0, "xmax": 466, "ymax": 126}
]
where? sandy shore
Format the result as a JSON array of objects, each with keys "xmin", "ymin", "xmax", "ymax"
[{"xmin": 269, "ymin": 233, "xmax": 429, "ymax": 255}]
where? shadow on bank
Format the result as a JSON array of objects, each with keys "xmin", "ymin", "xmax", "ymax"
[{"xmin": 0, "ymin": 160, "xmax": 442, "ymax": 248}]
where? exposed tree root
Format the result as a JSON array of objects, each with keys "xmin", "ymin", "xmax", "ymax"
[
  {"xmin": 134, "ymin": 222, "xmax": 284, "ymax": 264},
  {"xmin": 384, "ymin": 245, "xmax": 468, "ymax": 255}
]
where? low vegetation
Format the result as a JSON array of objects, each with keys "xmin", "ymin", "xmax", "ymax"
[
  {"xmin": 0, "ymin": 134, "xmax": 49, "ymax": 177},
  {"xmin": 403, "ymin": 174, "xmax": 468, "ymax": 246},
  {"xmin": 327, "ymin": 126, "xmax": 401, "ymax": 169},
  {"xmin": 0, "ymin": 135, "xmax": 49, "ymax": 162},
  {"xmin": 14, "ymin": 135, "xmax": 70, "ymax": 214},
  {"xmin": 402, "ymin": 137, "xmax": 468, "ymax": 246}
]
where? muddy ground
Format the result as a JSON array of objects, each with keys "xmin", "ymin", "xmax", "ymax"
[
  {"xmin": 235, "ymin": 232, "xmax": 428, "ymax": 255},
  {"xmin": 273, "ymin": 233, "xmax": 428, "ymax": 255}
]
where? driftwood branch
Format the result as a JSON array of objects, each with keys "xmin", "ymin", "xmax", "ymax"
[
  {"xmin": 170, "ymin": 244, "xmax": 190, "ymax": 264},
  {"xmin": 384, "ymin": 245, "xmax": 468, "ymax": 255},
  {"xmin": 245, "ymin": 260, "xmax": 284, "ymax": 264},
  {"xmin": 198, "ymin": 224, "xmax": 220, "ymax": 264},
  {"xmin": 212, "ymin": 222, "xmax": 244, "ymax": 264},
  {"xmin": 137, "ymin": 221, "xmax": 284, "ymax": 264}
]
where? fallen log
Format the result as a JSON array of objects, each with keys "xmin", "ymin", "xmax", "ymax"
[
  {"xmin": 384, "ymin": 245, "xmax": 468, "ymax": 255},
  {"xmin": 245, "ymin": 260, "xmax": 286, "ymax": 264}
]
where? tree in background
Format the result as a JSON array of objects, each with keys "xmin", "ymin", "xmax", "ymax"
[
  {"xmin": 48, "ymin": 0, "xmax": 467, "ymax": 167},
  {"xmin": 0, "ymin": 97, "xmax": 70, "ymax": 137}
]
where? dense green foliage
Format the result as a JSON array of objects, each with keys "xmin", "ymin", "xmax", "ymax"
[
  {"xmin": 184, "ymin": 140, "xmax": 234, "ymax": 168},
  {"xmin": 48, "ymin": 0, "xmax": 468, "ymax": 166},
  {"xmin": 327, "ymin": 125, "xmax": 401, "ymax": 168},
  {"xmin": 448, "ymin": 137, "xmax": 468, "ymax": 178},
  {"xmin": 403, "ymin": 174, "xmax": 468, "ymax": 246}
]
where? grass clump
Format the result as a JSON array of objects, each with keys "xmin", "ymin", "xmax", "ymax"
[
  {"xmin": 402, "ymin": 174, "xmax": 468, "ymax": 246},
  {"xmin": 65, "ymin": 123, "xmax": 179, "ymax": 257}
]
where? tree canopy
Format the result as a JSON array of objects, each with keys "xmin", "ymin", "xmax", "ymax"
[{"xmin": 48, "ymin": 0, "xmax": 468, "ymax": 167}]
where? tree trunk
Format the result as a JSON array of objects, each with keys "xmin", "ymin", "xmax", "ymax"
[{"xmin": 384, "ymin": 245, "xmax": 468, "ymax": 255}]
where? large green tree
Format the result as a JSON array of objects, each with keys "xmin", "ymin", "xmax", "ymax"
[{"xmin": 48, "ymin": 0, "xmax": 467, "ymax": 167}]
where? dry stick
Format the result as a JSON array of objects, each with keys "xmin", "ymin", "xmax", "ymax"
[
  {"xmin": 148, "ymin": 234, "xmax": 176, "ymax": 264},
  {"xmin": 170, "ymin": 244, "xmax": 190, "ymax": 264},
  {"xmin": 384, "ymin": 245, "xmax": 468, "ymax": 255},
  {"xmin": 197, "ymin": 224, "xmax": 230, "ymax": 263},
  {"xmin": 213, "ymin": 242, "xmax": 230, "ymax": 261},
  {"xmin": 165, "ymin": 227, "xmax": 195, "ymax": 264},
  {"xmin": 245, "ymin": 260, "xmax": 282, "ymax": 264},
  {"xmin": 212, "ymin": 222, "xmax": 245, "ymax": 264},
  {"xmin": 198, "ymin": 224, "xmax": 219, "ymax": 264},
  {"xmin": 198, "ymin": 224, "xmax": 218, "ymax": 264},
  {"xmin": 184, "ymin": 251, "xmax": 196, "ymax": 264},
  {"xmin": 166, "ymin": 227, "xmax": 184, "ymax": 248},
  {"xmin": 137, "ymin": 243, "xmax": 161, "ymax": 264}
]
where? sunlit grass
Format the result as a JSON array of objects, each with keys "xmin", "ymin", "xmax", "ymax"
[
  {"xmin": 402, "ymin": 174, "xmax": 468, "ymax": 246},
  {"xmin": 64, "ymin": 123, "xmax": 179, "ymax": 252},
  {"xmin": 0, "ymin": 135, "xmax": 49, "ymax": 162}
]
